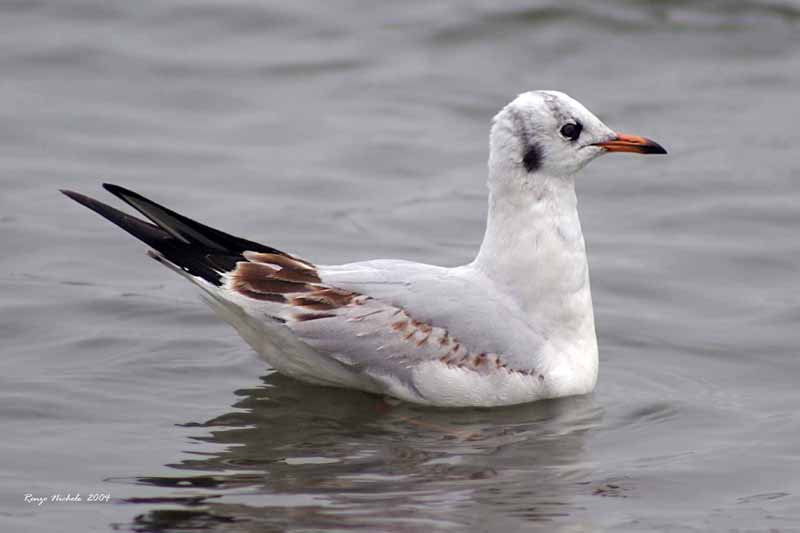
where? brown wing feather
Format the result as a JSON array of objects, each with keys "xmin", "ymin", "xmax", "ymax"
[{"xmin": 227, "ymin": 253, "xmax": 538, "ymax": 378}]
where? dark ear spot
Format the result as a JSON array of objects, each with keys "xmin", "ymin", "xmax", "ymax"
[{"xmin": 523, "ymin": 143, "xmax": 542, "ymax": 173}]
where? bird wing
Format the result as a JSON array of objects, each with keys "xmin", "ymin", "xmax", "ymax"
[
  {"xmin": 62, "ymin": 185, "xmax": 544, "ymax": 400},
  {"xmin": 219, "ymin": 253, "xmax": 542, "ymax": 390}
]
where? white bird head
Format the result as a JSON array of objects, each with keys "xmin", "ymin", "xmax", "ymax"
[{"xmin": 488, "ymin": 90, "xmax": 666, "ymax": 185}]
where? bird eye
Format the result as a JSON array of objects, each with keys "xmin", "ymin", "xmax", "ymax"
[{"xmin": 560, "ymin": 122, "xmax": 582, "ymax": 141}]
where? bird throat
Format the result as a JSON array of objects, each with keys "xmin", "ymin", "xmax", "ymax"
[{"xmin": 472, "ymin": 174, "xmax": 591, "ymax": 325}]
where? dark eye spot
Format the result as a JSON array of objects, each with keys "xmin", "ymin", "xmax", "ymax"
[
  {"xmin": 560, "ymin": 122, "xmax": 582, "ymax": 141},
  {"xmin": 523, "ymin": 142, "xmax": 542, "ymax": 173}
]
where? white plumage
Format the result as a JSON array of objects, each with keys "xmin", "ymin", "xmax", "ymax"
[{"xmin": 63, "ymin": 90, "xmax": 666, "ymax": 407}]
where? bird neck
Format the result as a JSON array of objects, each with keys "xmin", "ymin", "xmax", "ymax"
[{"xmin": 472, "ymin": 172, "xmax": 594, "ymax": 334}]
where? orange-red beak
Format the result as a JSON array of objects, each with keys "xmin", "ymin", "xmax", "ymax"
[{"xmin": 593, "ymin": 133, "xmax": 667, "ymax": 155}]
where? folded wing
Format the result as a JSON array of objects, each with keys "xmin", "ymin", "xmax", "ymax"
[{"xmin": 63, "ymin": 185, "xmax": 543, "ymax": 402}]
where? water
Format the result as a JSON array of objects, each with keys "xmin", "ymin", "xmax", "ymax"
[{"xmin": 2, "ymin": 0, "xmax": 799, "ymax": 531}]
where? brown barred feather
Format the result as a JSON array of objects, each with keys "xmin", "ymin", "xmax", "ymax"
[
  {"xmin": 243, "ymin": 251, "xmax": 318, "ymax": 275},
  {"xmin": 291, "ymin": 295, "xmax": 338, "ymax": 311},
  {"xmin": 236, "ymin": 290, "xmax": 287, "ymax": 303},
  {"xmin": 229, "ymin": 253, "xmax": 535, "ymax": 377},
  {"xmin": 312, "ymin": 288, "xmax": 355, "ymax": 307},
  {"xmin": 294, "ymin": 312, "xmax": 336, "ymax": 322},
  {"xmin": 231, "ymin": 262, "xmax": 314, "ymax": 294}
]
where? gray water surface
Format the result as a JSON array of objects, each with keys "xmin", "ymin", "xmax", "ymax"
[{"xmin": 2, "ymin": 1, "xmax": 800, "ymax": 531}]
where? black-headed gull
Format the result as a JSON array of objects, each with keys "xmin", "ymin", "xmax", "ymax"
[{"xmin": 63, "ymin": 91, "xmax": 666, "ymax": 407}]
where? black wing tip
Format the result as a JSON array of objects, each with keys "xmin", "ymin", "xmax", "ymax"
[
  {"xmin": 102, "ymin": 183, "xmax": 143, "ymax": 203},
  {"xmin": 61, "ymin": 185, "xmax": 124, "ymax": 196},
  {"xmin": 60, "ymin": 188, "xmax": 86, "ymax": 202},
  {"xmin": 63, "ymin": 186, "xmax": 126, "ymax": 206},
  {"xmin": 60, "ymin": 183, "xmax": 300, "ymax": 286},
  {"xmin": 61, "ymin": 188, "xmax": 109, "ymax": 211},
  {"xmin": 102, "ymin": 182, "xmax": 129, "ymax": 195}
]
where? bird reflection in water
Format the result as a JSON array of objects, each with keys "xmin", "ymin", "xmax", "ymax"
[{"xmin": 123, "ymin": 373, "xmax": 610, "ymax": 532}]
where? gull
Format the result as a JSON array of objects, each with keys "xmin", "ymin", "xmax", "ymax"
[{"xmin": 63, "ymin": 91, "xmax": 666, "ymax": 407}]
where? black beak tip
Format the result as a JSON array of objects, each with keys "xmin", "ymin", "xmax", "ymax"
[{"xmin": 645, "ymin": 141, "xmax": 668, "ymax": 155}]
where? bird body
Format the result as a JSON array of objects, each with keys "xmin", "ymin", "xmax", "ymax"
[{"xmin": 63, "ymin": 91, "xmax": 665, "ymax": 407}]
